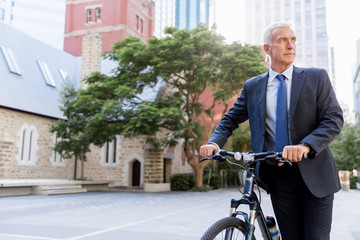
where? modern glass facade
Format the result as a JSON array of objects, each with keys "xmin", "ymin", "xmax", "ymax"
[
  {"xmin": 4, "ymin": 0, "xmax": 66, "ymax": 49},
  {"xmin": 175, "ymin": 0, "xmax": 215, "ymax": 30},
  {"xmin": 153, "ymin": 0, "xmax": 175, "ymax": 38},
  {"xmin": 354, "ymin": 39, "xmax": 360, "ymax": 116},
  {"xmin": 243, "ymin": 0, "xmax": 331, "ymax": 81},
  {"xmin": 0, "ymin": 0, "xmax": 12, "ymax": 23}
]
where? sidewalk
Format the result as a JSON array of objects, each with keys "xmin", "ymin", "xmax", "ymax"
[
  {"xmin": 332, "ymin": 189, "xmax": 360, "ymax": 240},
  {"xmin": 0, "ymin": 188, "xmax": 358, "ymax": 240}
]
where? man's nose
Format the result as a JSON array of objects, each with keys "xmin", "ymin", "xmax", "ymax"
[{"xmin": 287, "ymin": 40, "xmax": 296, "ymax": 49}]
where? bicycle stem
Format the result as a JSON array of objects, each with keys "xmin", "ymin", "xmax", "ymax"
[{"xmin": 244, "ymin": 169, "xmax": 255, "ymax": 197}]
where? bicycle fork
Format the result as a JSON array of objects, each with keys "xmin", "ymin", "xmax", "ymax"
[{"xmin": 227, "ymin": 171, "xmax": 257, "ymax": 240}]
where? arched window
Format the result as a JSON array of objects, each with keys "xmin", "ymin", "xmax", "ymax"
[
  {"xmin": 16, "ymin": 124, "xmax": 38, "ymax": 165},
  {"xmin": 100, "ymin": 136, "xmax": 120, "ymax": 166},
  {"xmin": 49, "ymin": 134, "xmax": 66, "ymax": 166}
]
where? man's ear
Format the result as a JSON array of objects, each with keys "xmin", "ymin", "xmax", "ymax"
[{"xmin": 263, "ymin": 44, "xmax": 271, "ymax": 55}]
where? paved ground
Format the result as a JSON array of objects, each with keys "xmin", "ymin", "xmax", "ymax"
[{"xmin": 0, "ymin": 188, "xmax": 359, "ymax": 240}]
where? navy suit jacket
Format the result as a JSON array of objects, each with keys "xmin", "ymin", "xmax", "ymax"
[{"xmin": 208, "ymin": 66, "xmax": 343, "ymax": 198}]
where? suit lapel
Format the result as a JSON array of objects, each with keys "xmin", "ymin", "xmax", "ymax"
[
  {"xmin": 256, "ymin": 73, "xmax": 268, "ymax": 128},
  {"xmin": 290, "ymin": 66, "xmax": 305, "ymax": 123}
]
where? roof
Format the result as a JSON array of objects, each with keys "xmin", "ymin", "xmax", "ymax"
[
  {"xmin": 0, "ymin": 22, "xmax": 164, "ymax": 120},
  {"xmin": 101, "ymin": 58, "xmax": 165, "ymax": 102},
  {"xmin": 0, "ymin": 22, "xmax": 81, "ymax": 119}
]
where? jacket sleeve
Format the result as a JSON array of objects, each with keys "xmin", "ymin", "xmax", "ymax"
[
  {"xmin": 208, "ymin": 83, "xmax": 250, "ymax": 148},
  {"xmin": 300, "ymin": 69, "xmax": 343, "ymax": 158}
]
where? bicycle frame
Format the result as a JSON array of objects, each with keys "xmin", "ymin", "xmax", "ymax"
[
  {"xmin": 200, "ymin": 150, "xmax": 287, "ymax": 240},
  {"xmin": 227, "ymin": 168, "xmax": 273, "ymax": 240}
]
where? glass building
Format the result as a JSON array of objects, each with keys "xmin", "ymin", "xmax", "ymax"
[
  {"xmin": 353, "ymin": 39, "xmax": 360, "ymax": 116},
  {"xmin": 175, "ymin": 0, "xmax": 215, "ymax": 30},
  {"xmin": 1, "ymin": 0, "xmax": 66, "ymax": 49},
  {"xmin": 153, "ymin": 0, "xmax": 175, "ymax": 38},
  {"xmin": 243, "ymin": 0, "xmax": 331, "ymax": 83}
]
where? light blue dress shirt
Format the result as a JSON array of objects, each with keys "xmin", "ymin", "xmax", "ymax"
[{"xmin": 265, "ymin": 65, "xmax": 293, "ymax": 140}]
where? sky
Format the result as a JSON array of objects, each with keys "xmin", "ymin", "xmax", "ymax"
[{"xmin": 215, "ymin": 0, "xmax": 360, "ymax": 119}]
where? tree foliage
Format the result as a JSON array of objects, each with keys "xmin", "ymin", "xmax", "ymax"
[
  {"xmin": 330, "ymin": 116, "xmax": 360, "ymax": 171},
  {"xmin": 50, "ymin": 81, "xmax": 91, "ymax": 179},
  {"xmin": 51, "ymin": 25, "xmax": 267, "ymax": 186},
  {"xmin": 231, "ymin": 121, "xmax": 252, "ymax": 153}
]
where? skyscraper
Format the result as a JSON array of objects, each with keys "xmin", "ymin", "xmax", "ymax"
[
  {"xmin": 153, "ymin": 0, "xmax": 175, "ymax": 38},
  {"xmin": 0, "ymin": 0, "xmax": 12, "ymax": 23},
  {"xmin": 175, "ymin": 0, "xmax": 215, "ymax": 30},
  {"xmin": 353, "ymin": 39, "xmax": 360, "ymax": 115},
  {"xmin": 243, "ymin": 0, "xmax": 331, "ymax": 79},
  {"xmin": 0, "ymin": 0, "xmax": 66, "ymax": 49}
]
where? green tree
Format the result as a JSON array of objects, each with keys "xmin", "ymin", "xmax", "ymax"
[
  {"xmin": 51, "ymin": 25, "xmax": 267, "ymax": 187},
  {"xmin": 50, "ymin": 81, "xmax": 92, "ymax": 179},
  {"xmin": 330, "ymin": 117, "xmax": 360, "ymax": 171},
  {"xmin": 205, "ymin": 42, "xmax": 267, "ymax": 138},
  {"xmin": 230, "ymin": 121, "xmax": 252, "ymax": 152}
]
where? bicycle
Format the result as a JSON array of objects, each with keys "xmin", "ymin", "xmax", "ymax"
[{"xmin": 200, "ymin": 150, "xmax": 291, "ymax": 240}]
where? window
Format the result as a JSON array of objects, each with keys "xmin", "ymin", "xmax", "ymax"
[
  {"xmin": 16, "ymin": 124, "xmax": 39, "ymax": 166},
  {"xmin": 37, "ymin": 60, "xmax": 56, "ymax": 87},
  {"xmin": 85, "ymin": 4, "xmax": 102, "ymax": 24},
  {"xmin": 50, "ymin": 134, "xmax": 66, "ymax": 166},
  {"xmin": 59, "ymin": 69, "xmax": 70, "ymax": 82},
  {"xmin": 87, "ymin": 9, "xmax": 92, "ymax": 23},
  {"xmin": 136, "ymin": 15, "xmax": 144, "ymax": 33},
  {"xmin": 136, "ymin": 15, "xmax": 139, "ymax": 30},
  {"xmin": 100, "ymin": 136, "xmax": 120, "ymax": 166},
  {"xmin": 0, "ymin": 45, "xmax": 22, "ymax": 75},
  {"xmin": 96, "ymin": 8, "xmax": 101, "ymax": 22},
  {"xmin": 0, "ymin": 8, "xmax": 5, "ymax": 21}
]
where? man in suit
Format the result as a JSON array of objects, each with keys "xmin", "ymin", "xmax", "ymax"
[{"xmin": 200, "ymin": 22, "xmax": 343, "ymax": 240}]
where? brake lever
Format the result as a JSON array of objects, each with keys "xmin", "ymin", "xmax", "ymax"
[
  {"xmin": 200, "ymin": 157, "xmax": 212, "ymax": 162},
  {"xmin": 200, "ymin": 151, "xmax": 229, "ymax": 163},
  {"xmin": 213, "ymin": 154, "xmax": 227, "ymax": 163},
  {"xmin": 277, "ymin": 158, "xmax": 292, "ymax": 166},
  {"xmin": 263, "ymin": 155, "xmax": 292, "ymax": 166}
]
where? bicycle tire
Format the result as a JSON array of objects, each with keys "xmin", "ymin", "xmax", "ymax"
[{"xmin": 201, "ymin": 217, "xmax": 256, "ymax": 240}]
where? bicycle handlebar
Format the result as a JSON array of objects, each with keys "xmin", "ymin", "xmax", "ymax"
[{"xmin": 200, "ymin": 150, "xmax": 292, "ymax": 166}]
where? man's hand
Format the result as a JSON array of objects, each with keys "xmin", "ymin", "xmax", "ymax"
[
  {"xmin": 279, "ymin": 144, "xmax": 310, "ymax": 166},
  {"xmin": 200, "ymin": 144, "xmax": 220, "ymax": 158}
]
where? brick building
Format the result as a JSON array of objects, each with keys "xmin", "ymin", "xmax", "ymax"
[{"xmin": 64, "ymin": 0, "xmax": 154, "ymax": 56}]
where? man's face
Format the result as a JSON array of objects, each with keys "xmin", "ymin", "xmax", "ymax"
[{"xmin": 264, "ymin": 27, "xmax": 296, "ymax": 71}]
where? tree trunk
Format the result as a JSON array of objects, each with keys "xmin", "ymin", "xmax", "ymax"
[
  {"xmin": 187, "ymin": 151, "xmax": 208, "ymax": 188},
  {"xmin": 80, "ymin": 155, "xmax": 85, "ymax": 179},
  {"xmin": 194, "ymin": 165, "xmax": 205, "ymax": 187},
  {"xmin": 73, "ymin": 155, "xmax": 77, "ymax": 180}
]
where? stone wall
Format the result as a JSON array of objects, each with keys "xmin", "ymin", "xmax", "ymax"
[
  {"xmin": 0, "ymin": 108, "xmax": 74, "ymax": 179},
  {"xmin": 0, "ymin": 107, "xmax": 193, "ymax": 189},
  {"xmin": 81, "ymin": 33, "xmax": 102, "ymax": 87},
  {"xmin": 144, "ymin": 148, "xmax": 164, "ymax": 184}
]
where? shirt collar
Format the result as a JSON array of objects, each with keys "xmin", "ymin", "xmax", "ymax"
[{"xmin": 269, "ymin": 65, "xmax": 293, "ymax": 82}]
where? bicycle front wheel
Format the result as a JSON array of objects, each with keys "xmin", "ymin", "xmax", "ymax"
[{"xmin": 201, "ymin": 217, "xmax": 256, "ymax": 240}]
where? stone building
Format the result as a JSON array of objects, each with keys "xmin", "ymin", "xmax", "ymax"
[{"xmin": 0, "ymin": 22, "xmax": 192, "ymax": 193}]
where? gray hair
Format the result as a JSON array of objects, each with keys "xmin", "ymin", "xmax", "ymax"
[{"xmin": 263, "ymin": 21, "xmax": 295, "ymax": 45}]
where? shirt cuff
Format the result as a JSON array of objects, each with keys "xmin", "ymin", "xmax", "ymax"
[
  {"xmin": 300, "ymin": 142, "xmax": 316, "ymax": 159},
  {"xmin": 208, "ymin": 142, "xmax": 220, "ymax": 149}
]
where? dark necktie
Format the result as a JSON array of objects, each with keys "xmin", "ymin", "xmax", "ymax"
[{"xmin": 275, "ymin": 74, "xmax": 289, "ymax": 152}]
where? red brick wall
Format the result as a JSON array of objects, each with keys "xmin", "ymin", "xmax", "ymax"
[{"xmin": 64, "ymin": 0, "xmax": 154, "ymax": 56}]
